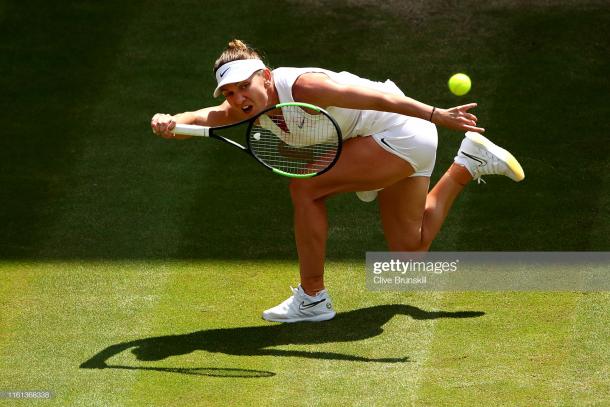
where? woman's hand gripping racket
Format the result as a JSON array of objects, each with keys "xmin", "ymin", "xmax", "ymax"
[{"xmin": 171, "ymin": 102, "xmax": 342, "ymax": 178}]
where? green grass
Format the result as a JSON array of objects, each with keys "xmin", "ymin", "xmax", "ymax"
[
  {"xmin": 1, "ymin": 0, "xmax": 608, "ymax": 259},
  {"xmin": 1, "ymin": 0, "xmax": 609, "ymax": 405},
  {"xmin": 1, "ymin": 262, "xmax": 609, "ymax": 406}
]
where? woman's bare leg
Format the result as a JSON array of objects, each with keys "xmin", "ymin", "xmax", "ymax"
[
  {"xmin": 289, "ymin": 137, "xmax": 415, "ymax": 295},
  {"xmin": 378, "ymin": 164, "xmax": 472, "ymax": 251}
]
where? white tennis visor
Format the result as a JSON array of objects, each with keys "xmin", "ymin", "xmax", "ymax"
[{"xmin": 213, "ymin": 59, "xmax": 266, "ymax": 98}]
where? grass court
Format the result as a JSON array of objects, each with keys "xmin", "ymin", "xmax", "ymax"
[{"xmin": 1, "ymin": 1, "xmax": 609, "ymax": 405}]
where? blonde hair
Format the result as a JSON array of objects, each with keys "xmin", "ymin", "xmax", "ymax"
[{"xmin": 213, "ymin": 39, "xmax": 264, "ymax": 73}]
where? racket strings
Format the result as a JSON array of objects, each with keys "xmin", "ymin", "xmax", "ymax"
[{"xmin": 250, "ymin": 106, "xmax": 340, "ymax": 175}]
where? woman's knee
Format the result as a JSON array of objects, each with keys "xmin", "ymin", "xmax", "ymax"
[
  {"xmin": 385, "ymin": 224, "xmax": 429, "ymax": 252},
  {"xmin": 289, "ymin": 179, "xmax": 318, "ymax": 203}
]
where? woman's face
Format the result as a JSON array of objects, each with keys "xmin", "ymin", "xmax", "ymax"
[{"xmin": 220, "ymin": 69, "xmax": 273, "ymax": 118}]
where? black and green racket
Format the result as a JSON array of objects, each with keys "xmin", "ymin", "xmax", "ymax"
[{"xmin": 172, "ymin": 102, "xmax": 342, "ymax": 178}]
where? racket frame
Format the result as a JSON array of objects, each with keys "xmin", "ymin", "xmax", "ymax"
[{"xmin": 172, "ymin": 102, "xmax": 342, "ymax": 178}]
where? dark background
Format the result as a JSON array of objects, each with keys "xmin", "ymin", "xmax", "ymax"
[{"xmin": 1, "ymin": 0, "xmax": 608, "ymax": 260}]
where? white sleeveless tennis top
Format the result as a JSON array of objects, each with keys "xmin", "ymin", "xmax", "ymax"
[{"xmin": 271, "ymin": 67, "xmax": 408, "ymax": 141}]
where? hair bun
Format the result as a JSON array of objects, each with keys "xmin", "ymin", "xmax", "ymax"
[
  {"xmin": 214, "ymin": 39, "xmax": 264, "ymax": 73},
  {"xmin": 228, "ymin": 39, "xmax": 248, "ymax": 51}
]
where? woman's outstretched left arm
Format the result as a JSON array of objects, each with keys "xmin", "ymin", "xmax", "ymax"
[{"xmin": 292, "ymin": 73, "xmax": 485, "ymax": 134}]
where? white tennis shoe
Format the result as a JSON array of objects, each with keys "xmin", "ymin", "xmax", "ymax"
[
  {"xmin": 262, "ymin": 285, "xmax": 336, "ymax": 323},
  {"xmin": 455, "ymin": 132, "xmax": 525, "ymax": 183},
  {"xmin": 356, "ymin": 189, "xmax": 382, "ymax": 202}
]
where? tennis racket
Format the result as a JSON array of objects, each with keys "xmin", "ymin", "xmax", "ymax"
[{"xmin": 172, "ymin": 102, "xmax": 342, "ymax": 178}]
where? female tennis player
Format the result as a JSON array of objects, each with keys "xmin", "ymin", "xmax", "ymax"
[{"xmin": 151, "ymin": 39, "xmax": 524, "ymax": 323}]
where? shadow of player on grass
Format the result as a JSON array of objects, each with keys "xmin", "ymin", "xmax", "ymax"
[{"xmin": 80, "ymin": 304, "xmax": 483, "ymax": 375}]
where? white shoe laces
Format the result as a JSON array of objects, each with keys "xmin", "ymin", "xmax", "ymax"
[{"xmin": 470, "ymin": 150, "xmax": 505, "ymax": 183}]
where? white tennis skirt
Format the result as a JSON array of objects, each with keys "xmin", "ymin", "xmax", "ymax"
[{"xmin": 370, "ymin": 117, "xmax": 438, "ymax": 177}]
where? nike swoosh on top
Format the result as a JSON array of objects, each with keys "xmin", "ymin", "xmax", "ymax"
[
  {"xmin": 219, "ymin": 67, "xmax": 230, "ymax": 78},
  {"xmin": 299, "ymin": 299, "xmax": 326, "ymax": 310},
  {"xmin": 460, "ymin": 151, "xmax": 487, "ymax": 166}
]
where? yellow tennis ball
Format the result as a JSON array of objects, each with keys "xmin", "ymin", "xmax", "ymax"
[{"xmin": 448, "ymin": 73, "xmax": 471, "ymax": 96}]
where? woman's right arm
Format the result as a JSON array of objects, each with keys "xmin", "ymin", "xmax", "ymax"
[{"xmin": 151, "ymin": 101, "xmax": 236, "ymax": 139}]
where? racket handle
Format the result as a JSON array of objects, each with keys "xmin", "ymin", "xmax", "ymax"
[{"xmin": 173, "ymin": 124, "xmax": 210, "ymax": 137}]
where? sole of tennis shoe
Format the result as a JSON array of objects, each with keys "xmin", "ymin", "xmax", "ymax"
[{"xmin": 262, "ymin": 311, "xmax": 336, "ymax": 323}]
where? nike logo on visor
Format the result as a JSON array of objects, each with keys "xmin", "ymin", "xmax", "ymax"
[
  {"xmin": 219, "ymin": 67, "xmax": 230, "ymax": 78},
  {"xmin": 299, "ymin": 299, "xmax": 326, "ymax": 310}
]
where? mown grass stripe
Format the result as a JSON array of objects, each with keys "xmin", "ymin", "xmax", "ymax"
[
  {"xmin": 414, "ymin": 292, "xmax": 582, "ymax": 405},
  {"xmin": 0, "ymin": 263, "xmax": 173, "ymax": 406},
  {"xmin": 553, "ymin": 292, "xmax": 610, "ymax": 405}
]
